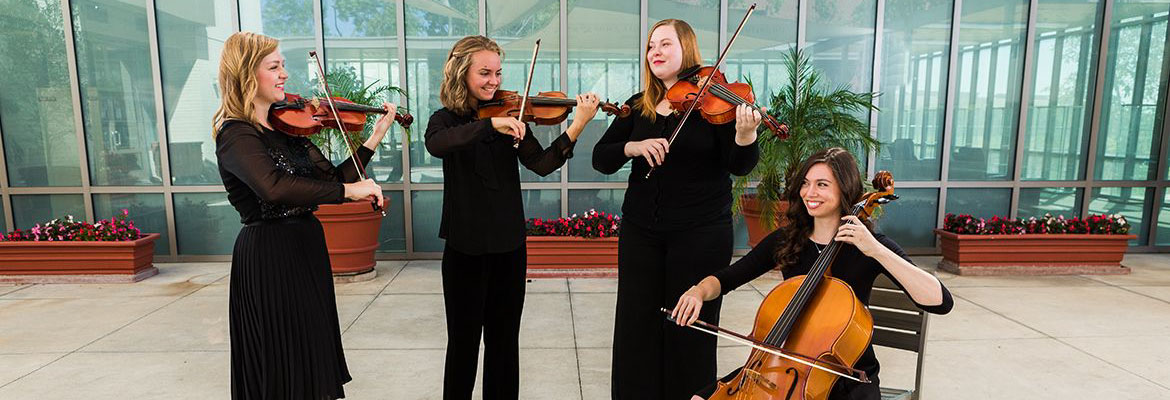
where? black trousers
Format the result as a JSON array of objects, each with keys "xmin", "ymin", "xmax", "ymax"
[
  {"xmin": 611, "ymin": 221, "xmax": 733, "ymax": 400},
  {"xmin": 441, "ymin": 244, "xmax": 527, "ymax": 400}
]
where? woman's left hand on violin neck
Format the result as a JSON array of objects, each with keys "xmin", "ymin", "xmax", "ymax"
[
  {"xmin": 565, "ymin": 92, "xmax": 601, "ymax": 142},
  {"xmin": 366, "ymin": 102, "xmax": 399, "ymax": 149},
  {"xmin": 833, "ymin": 215, "xmax": 883, "ymax": 257},
  {"xmin": 733, "ymin": 103, "xmax": 764, "ymax": 146}
]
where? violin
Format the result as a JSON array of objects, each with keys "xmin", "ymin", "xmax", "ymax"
[
  {"xmin": 666, "ymin": 65, "xmax": 787, "ymax": 136},
  {"xmin": 476, "ymin": 89, "xmax": 631, "ymax": 125},
  {"xmin": 270, "ymin": 92, "xmax": 414, "ymax": 136},
  {"xmin": 681, "ymin": 172, "xmax": 898, "ymax": 400}
]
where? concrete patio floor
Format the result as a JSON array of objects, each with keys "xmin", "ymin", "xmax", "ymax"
[{"xmin": 1, "ymin": 254, "xmax": 1169, "ymax": 399}]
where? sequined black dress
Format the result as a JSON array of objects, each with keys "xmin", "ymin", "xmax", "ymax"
[{"xmin": 215, "ymin": 120, "xmax": 374, "ymax": 400}]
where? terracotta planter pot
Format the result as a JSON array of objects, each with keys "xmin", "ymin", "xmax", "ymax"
[
  {"xmin": 314, "ymin": 202, "xmax": 384, "ymax": 278},
  {"xmin": 526, "ymin": 236, "xmax": 618, "ymax": 278},
  {"xmin": 740, "ymin": 194, "xmax": 788, "ymax": 248},
  {"xmin": 0, "ymin": 233, "xmax": 160, "ymax": 283},
  {"xmin": 934, "ymin": 229, "xmax": 1135, "ymax": 275}
]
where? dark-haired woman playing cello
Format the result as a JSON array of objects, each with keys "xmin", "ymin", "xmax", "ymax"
[{"xmin": 671, "ymin": 148, "xmax": 953, "ymax": 400}]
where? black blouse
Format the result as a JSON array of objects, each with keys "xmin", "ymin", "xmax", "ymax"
[
  {"xmin": 592, "ymin": 93, "xmax": 759, "ymax": 231},
  {"xmin": 424, "ymin": 108, "xmax": 575, "ymax": 255},
  {"xmin": 703, "ymin": 228, "xmax": 954, "ymax": 397},
  {"xmin": 216, "ymin": 120, "xmax": 374, "ymax": 224}
]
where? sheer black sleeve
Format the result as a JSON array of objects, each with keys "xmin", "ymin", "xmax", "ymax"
[
  {"xmin": 712, "ymin": 229, "xmax": 784, "ymax": 296},
  {"xmin": 516, "ymin": 124, "xmax": 575, "ymax": 176},
  {"xmin": 307, "ymin": 141, "xmax": 376, "ymax": 183},
  {"xmin": 716, "ymin": 121, "xmax": 760, "ymax": 176},
  {"xmin": 592, "ymin": 95, "xmax": 640, "ymax": 174},
  {"xmin": 215, "ymin": 123, "xmax": 345, "ymax": 206}
]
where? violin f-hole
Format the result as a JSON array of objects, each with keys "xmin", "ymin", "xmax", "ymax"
[{"xmin": 784, "ymin": 367, "xmax": 799, "ymax": 400}]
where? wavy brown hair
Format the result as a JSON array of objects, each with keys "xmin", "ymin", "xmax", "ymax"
[
  {"xmin": 773, "ymin": 147, "xmax": 872, "ymax": 270},
  {"xmin": 211, "ymin": 31, "xmax": 279, "ymax": 137},
  {"xmin": 639, "ymin": 19, "xmax": 702, "ymax": 121},
  {"xmin": 440, "ymin": 35, "xmax": 503, "ymax": 116}
]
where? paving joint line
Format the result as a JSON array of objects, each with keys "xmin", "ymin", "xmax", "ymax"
[
  {"xmin": 343, "ymin": 263, "xmax": 408, "ymax": 334},
  {"xmin": 566, "ymin": 279, "xmax": 584, "ymax": 400}
]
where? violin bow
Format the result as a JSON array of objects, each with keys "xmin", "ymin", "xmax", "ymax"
[
  {"xmin": 308, "ymin": 51, "xmax": 386, "ymax": 216},
  {"xmin": 512, "ymin": 39, "xmax": 541, "ymax": 148},
  {"xmin": 646, "ymin": 2, "xmax": 758, "ymax": 179},
  {"xmin": 660, "ymin": 308, "xmax": 870, "ymax": 383}
]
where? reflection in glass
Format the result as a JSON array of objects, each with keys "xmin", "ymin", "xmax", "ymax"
[
  {"xmin": 239, "ymin": 0, "xmax": 318, "ymax": 97},
  {"xmin": 805, "ymin": 0, "xmax": 875, "ymax": 103},
  {"xmin": 378, "ymin": 191, "xmax": 406, "ymax": 252},
  {"xmin": 648, "ymin": 0, "xmax": 719, "ymax": 63},
  {"xmin": 405, "ymin": 0, "xmax": 479, "ymax": 184},
  {"xmin": 10, "ymin": 194, "xmax": 85, "ymax": 230},
  {"xmin": 323, "ymin": 0, "xmax": 407, "ymax": 183},
  {"xmin": 1090, "ymin": 187, "xmax": 1150, "ymax": 245},
  {"xmin": 487, "ymin": 0, "xmax": 561, "ymax": 182},
  {"xmin": 1095, "ymin": 1, "xmax": 1169, "ymax": 181},
  {"xmin": 1018, "ymin": 187, "xmax": 1082, "ymax": 219},
  {"xmin": 567, "ymin": 0, "xmax": 640, "ymax": 182},
  {"xmin": 945, "ymin": 188, "xmax": 1010, "ymax": 219},
  {"xmin": 93, "ymin": 193, "xmax": 169, "ymax": 254},
  {"xmin": 568, "ymin": 189, "xmax": 625, "ymax": 217},
  {"xmin": 949, "ymin": 0, "xmax": 1028, "ymax": 181},
  {"xmin": 411, "ymin": 190, "xmax": 444, "ymax": 252},
  {"xmin": 1156, "ymin": 189, "xmax": 1170, "ymax": 246},
  {"xmin": 0, "ymin": 0, "xmax": 81, "ymax": 187},
  {"xmin": 876, "ymin": 0, "xmax": 951, "ymax": 181},
  {"xmin": 175, "ymin": 193, "xmax": 242, "ymax": 255},
  {"xmin": 875, "ymin": 188, "xmax": 938, "ymax": 248},
  {"xmin": 72, "ymin": 0, "xmax": 162, "ymax": 186},
  {"xmin": 158, "ymin": 0, "xmax": 235, "ymax": 185},
  {"xmin": 523, "ymin": 189, "xmax": 561, "ymax": 220},
  {"xmin": 1021, "ymin": 0, "xmax": 1100, "ymax": 181}
]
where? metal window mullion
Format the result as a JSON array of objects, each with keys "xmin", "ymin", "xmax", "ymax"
[
  {"xmin": 314, "ymin": 0, "xmax": 325, "ymax": 67},
  {"xmin": 797, "ymin": 0, "xmax": 806, "ymax": 49},
  {"xmin": 479, "ymin": 0, "xmax": 486, "ymax": 35},
  {"xmin": 397, "ymin": 0, "xmax": 414, "ymax": 255},
  {"xmin": 60, "ymin": 0, "xmax": 94, "ymax": 223},
  {"xmin": 640, "ymin": 0, "xmax": 647, "ymax": 88},
  {"xmin": 1011, "ymin": 0, "xmax": 1039, "ymax": 219},
  {"xmin": 1146, "ymin": 5, "xmax": 1170, "ymax": 246},
  {"xmin": 146, "ymin": 0, "xmax": 178, "ymax": 257},
  {"xmin": 719, "ymin": 0, "xmax": 728, "ymax": 52},
  {"xmin": 0, "ymin": 101, "xmax": 10, "ymax": 232},
  {"xmin": 867, "ymin": 0, "xmax": 884, "ymax": 177},
  {"xmin": 560, "ymin": 0, "xmax": 569, "ymax": 217},
  {"xmin": 937, "ymin": 0, "xmax": 963, "ymax": 238},
  {"xmin": 1083, "ymin": 0, "xmax": 1113, "ymax": 219},
  {"xmin": 231, "ymin": 0, "xmax": 240, "ymax": 30}
]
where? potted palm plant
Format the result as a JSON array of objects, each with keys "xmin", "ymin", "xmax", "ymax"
[
  {"xmin": 734, "ymin": 49, "xmax": 882, "ymax": 246},
  {"xmin": 307, "ymin": 66, "xmax": 409, "ymax": 279}
]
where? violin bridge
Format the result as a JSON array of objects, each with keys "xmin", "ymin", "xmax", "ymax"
[{"xmin": 743, "ymin": 368, "xmax": 778, "ymax": 391}]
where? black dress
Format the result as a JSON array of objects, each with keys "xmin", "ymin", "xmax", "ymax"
[
  {"xmin": 698, "ymin": 229, "xmax": 954, "ymax": 400},
  {"xmin": 216, "ymin": 119, "xmax": 374, "ymax": 400},
  {"xmin": 592, "ymin": 93, "xmax": 759, "ymax": 400}
]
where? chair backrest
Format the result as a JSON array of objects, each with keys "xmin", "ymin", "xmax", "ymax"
[{"xmin": 868, "ymin": 274, "xmax": 929, "ymax": 399}]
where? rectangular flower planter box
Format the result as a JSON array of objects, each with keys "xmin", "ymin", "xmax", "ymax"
[
  {"xmin": 526, "ymin": 236, "xmax": 618, "ymax": 278},
  {"xmin": 934, "ymin": 230, "xmax": 1134, "ymax": 276},
  {"xmin": 0, "ymin": 233, "xmax": 160, "ymax": 283}
]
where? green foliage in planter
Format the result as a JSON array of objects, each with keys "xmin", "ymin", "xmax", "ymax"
[
  {"xmin": 733, "ymin": 49, "xmax": 882, "ymax": 230},
  {"xmin": 307, "ymin": 65, "xmax": 411, "ymax": 160}
]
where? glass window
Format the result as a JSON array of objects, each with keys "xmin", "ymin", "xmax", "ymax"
[
  {"xmin": 410, "ymin": 190, "xmax": 444, "ymax": 252},
  {"xmin": 945, "ymin": 187, "xmax": 1011, "ymax": 219},
  {"xmin": 174, "ymin": 192, "xmax": 242, "ymax": 255},
  {"xmin": 1090, "ymin": 187, "xmax": 1151, "ymax": 246},
  {"xmin": 566, "ymin": 0, "xmax": 640, "ymax": 182},
  {"xmin": 239, "ymin": 0, "xmax": 318, "ymax": 97},
  {"xmin": 1018, "ymin": 187, "xmax": 1082, "ymax": 219},
  {"xmin": 93, "ymin": 193, "xmax": 169, "ymax": 254},
  {"xmin": 158, "ymin": 0, "xmax": 235, "ymax": 186},
  {"xmin": 875, "ymin": 0, "xmax": 952, "ymax": 181},
  {"xmin": 805, "ymin": 0, "xmax": 876, "ymax": 105},
  {"xmin": 322, "ymin": 0, "xmax": 407, "ymax": 183},
  {"xmin": 948, "ymin": 0, "xmax": 1029, "ymax": 181},
  {"xmin": 1094, "ymin": 2, "xmax": 1169, "ymax": 181},
  {"xmin": 71, "ymin": 0, "xmax": 162, "ymax": 186},
  {"xmin": 0, "ymin": 0, "xmax": 82, "ymax": 187},
  {"xmin": 378, "ymin": 191, "xmax": 406, "ymax": 253},
  {"xmin": 1, "ymin": 201, "xmax": 6, "ymax": 232},
  {"xmin": 568, "ymin": 189, "xmax": 624, "ymax": 217},
  {"xmin": 648, "ymin": 0, "xmax": 719, "ymax": 63},
  {"xmin": 1020, "ymin": 0, "xmax": 1100, "ymax": 181},
  {"xmin": 523, "ymin": 189, "xmax": 561, "ymax": 220},
  {"xmin": 726, "ymin": 0, "xmax": 797, "ymax": 102},
  {"xmin": 875, "ymin": 188, "xmax": 938, "ymax": 248},
  {"xmin": 485, "ymin": 0, "xmax": 562, "ymax": 183},
  {"xmin": 10, "ymin": 194, "xmax": 85, "ymax": 230},
  {"xmin": 1156, "ymin": 189, "xmax": 1170, "ymax": 246},
  {"xmin": 405, "ymin": 0, "xmax": 479, "ymax": 184}
]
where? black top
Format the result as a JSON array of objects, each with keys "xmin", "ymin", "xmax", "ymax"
[
  {"xmin": 216, "ymin": 120, "xmax": 374, "ymax": 224},
  {"xmin": 705, "ymin": 228, "xmax": 954, "ymax": 397},
  {"xmin": 424, "ymin": 108, "xmax": 576, "ymax": 255},
  {"xmin": 592, "ymin": 93, "xmax": 759, "ymax": 231}
]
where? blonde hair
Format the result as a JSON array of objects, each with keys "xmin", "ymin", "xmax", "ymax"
[
  {"xmin": 439, "ymin": 35, "xmax": 503, "ymax": 116},
  {"xmin": 212, "ymin": 31, "xmax": 279, "ymax": 137},
  {"xmin": 640, "ymin": 19, "xmax": 703, "ymax": 121}
]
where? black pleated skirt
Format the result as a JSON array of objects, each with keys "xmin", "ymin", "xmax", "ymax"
[{"xmin": 229, "ymin": 215, "xmax": 351, "ymax": 400}]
